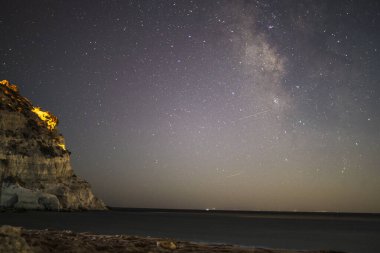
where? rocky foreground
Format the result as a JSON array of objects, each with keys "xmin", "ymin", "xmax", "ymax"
[{"xmin": 0, "ymin": 225, "xmax": 346, "ymax": 253}]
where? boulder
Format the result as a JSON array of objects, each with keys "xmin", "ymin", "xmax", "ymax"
[{"xmin": 0, "ymin": 225, "xmax": 34, "ymax": 253}]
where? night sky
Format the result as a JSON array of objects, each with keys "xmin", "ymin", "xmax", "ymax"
[{"xmin": 1, "ymin": 0, "xmax": 380, "ymax": 212}]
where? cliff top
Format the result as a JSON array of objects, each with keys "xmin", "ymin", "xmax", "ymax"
[{"xmin": 0, "ymin": 79, "xmax": 58, "ymax": 132}]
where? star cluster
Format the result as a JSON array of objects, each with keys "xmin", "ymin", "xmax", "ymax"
[{"xmin": 1, "ymin": 0, "xmax": 380, "ymax": 212}]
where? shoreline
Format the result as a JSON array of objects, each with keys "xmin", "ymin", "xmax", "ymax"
[
  {"xmin": 0, "ymin": 210, "xmax": 376, "ymax": 252},
  {"xmin": 1, "ymin": 225, "xmax": 346, "ymax": 253}
]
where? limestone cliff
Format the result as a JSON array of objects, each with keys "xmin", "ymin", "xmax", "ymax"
[{"xmin": 0, "ymin": 80, "xmax": 106, "ymax": 210}]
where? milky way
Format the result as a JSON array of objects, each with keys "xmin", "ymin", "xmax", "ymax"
[{"xmin": 1, "ymin": 0, "xmax": 380, "ymax": 212}]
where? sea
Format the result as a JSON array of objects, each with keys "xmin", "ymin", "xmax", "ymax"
[{"xmin": 0, "ymin": 208, "xmax": 379, "ymax": 253}]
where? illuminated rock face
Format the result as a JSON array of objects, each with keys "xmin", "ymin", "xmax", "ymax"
[{"xmin": 0, "ymin": 80, "xmax": 106, "ymax": 210}]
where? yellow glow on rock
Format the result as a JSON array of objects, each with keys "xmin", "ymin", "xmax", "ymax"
[
  {"xmin": 57, "ymin": 143, "xmax": 66, "ymax": 150},
  {"xmin": 0, "ymin": 79, "xmax": 18, "ymax": 92},
  {"xmin": 31, "ymin": 107, "xmax": 58, "ymax": 131}
]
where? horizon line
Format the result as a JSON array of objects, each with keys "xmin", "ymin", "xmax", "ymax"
[{"xmin": 107, "ymin": 206, "xmax": 380, "ymax": 216}]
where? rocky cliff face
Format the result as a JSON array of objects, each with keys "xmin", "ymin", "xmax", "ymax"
[{"xmin": 0, "ymin": 80, "xmax": 106, "ymax": 210}]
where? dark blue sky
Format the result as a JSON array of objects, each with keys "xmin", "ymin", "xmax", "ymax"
[{"xmin": 1, "ymin": 0, "xmax": 380, "ymax": 212}]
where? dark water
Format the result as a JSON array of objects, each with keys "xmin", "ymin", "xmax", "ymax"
[{"xmin": 0, "ymin": 210, "xmax": 379, "ymax": 253}]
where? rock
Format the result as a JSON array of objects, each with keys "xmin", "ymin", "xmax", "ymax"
[
  {"xmin": 1, "ymin": 180, "xmax": 60, "ymax": 210},
  {"xmin": 156, "ymin": 240, "xmax": 177, "ymax": 250},
  {"xmin": 0, "ymin": 225, "xmax": 34, "ymax": 253},
  {"xmin": 0, "ymin": 80, "xmax": 106, "ymax": 211}
]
